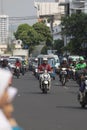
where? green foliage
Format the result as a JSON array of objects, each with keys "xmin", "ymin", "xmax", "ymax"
[
  {"xmin": 14, "ymin": 22, "xmax": 53, "ymax": 54},
  {"xmin": 29, "ymin": 46, "xmax": 35, "ymax": 55},
  {"xmin": 33, "ymin": 22, "xmax": 53, "ymax": 43},
  {"xmin": 53, "ymin": 39, "xmax": 64, "ymax": 54},
  {"xmin": 14, "ymin": 24, "xmax": 30, "ymax": 40},
  {"xmin": 61, "ymin": 12, "xmax": 87, "ymax": 54},
  {"xmin": 41, "ymin": 45, "xmax": 51, "ymax": 54},
  {"xmin": 14, "ymin": 24, "xmax": 39, "ymax": 48},
  {"xmin": 46, "ymin": 37, "xmax": 53, "ymax": 46}
]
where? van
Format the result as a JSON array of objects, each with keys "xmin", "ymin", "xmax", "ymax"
[{"xmin": 37, "ymin": 54, "xmax": 60, "ymax": 69}]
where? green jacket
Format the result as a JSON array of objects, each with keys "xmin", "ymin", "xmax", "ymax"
[{"xmin": 75, "ymin": 63, "xmax": 86, "ymax": 70}]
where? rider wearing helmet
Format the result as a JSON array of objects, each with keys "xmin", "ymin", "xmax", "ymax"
[
  {"xmin": 34, "ymin": 58, "xmax": 38, "ymax": 67},
  {"xmin": 38, "ymin": 57, "xmax": 51, "ymax": 88},
  {"xmin": 75, "ymin": 56, "xmax": 86, "ymax": 70},
  {"xmin": 60, "ymin": 57, "xmax": 69, "ymax": 68},
  {"xmin": 38, "ymin": 57, "xmax": 51, "ymax": 72},
  {"xmin": 59, "ymin": 57, "xmax": 69, "ymax": 81},
  {"xmin": 75, "ymin": 57, "xmax": 87, "ymax": 101},
  {"xmin": 15, "ymin": 59, "xmax": 21, "ymax": 68},
  {"xmin": 70, "ymin": 59, "xmax": 77, "ymax": 68}
]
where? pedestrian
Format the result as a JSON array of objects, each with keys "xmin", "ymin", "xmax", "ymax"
[
  {"xmin": 0, "ymin": 68, "xmax": 23, "ymax": 130},
  {"xmin": 0, "ymin": 69, "xmax": 12, "ymax": 130}
]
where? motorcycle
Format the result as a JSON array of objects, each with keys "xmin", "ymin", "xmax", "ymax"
[
  {"xmin": 60, "ymin": 68, "xmax": 67, "ymax": 86},
  {"xmin": 69, "ymin": 66, "xmax": 76, "ymax": 80},
  {"xmin": 33, "ymin": 67, "xmax": 38, "ymax": 77},
  {"xmin": 39, "ymin": 70, "xmax": 51, "ymax": 93},
  {"xmin": 21, "ymin": 65, "xmax": 26, "ymax": 75},
  {"xmin": 78, "ymin": 75, "xmax": 87, "ymax": 108},
  {"xmin": 14, "ymin": 66, "xmax": 20, "ymax": 78}
]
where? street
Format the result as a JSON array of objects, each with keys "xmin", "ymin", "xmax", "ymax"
[{"xmin": 13, "ymin": 71, "xmax": 87, "ymax": 130}]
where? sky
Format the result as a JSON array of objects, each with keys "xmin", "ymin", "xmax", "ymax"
[{"xmin": 0, "ymin": 0, "xmax": 55, "ymax": 25}]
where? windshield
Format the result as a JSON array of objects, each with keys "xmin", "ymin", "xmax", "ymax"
[
  {"xmin": 8, "ymin": 59, "xmax": 16, "ymax": 64},
  {"xmin": 55, "ymin": 58, "xmax": 60, "ymax": 63},
  {"xmin": 48, "ymin": 58, "xmax": 55, "ymax": 67}
]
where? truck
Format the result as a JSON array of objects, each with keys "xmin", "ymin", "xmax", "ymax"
[{"xmin": 12, "ymin": 49, "xmax": 29, "ymax": 60}]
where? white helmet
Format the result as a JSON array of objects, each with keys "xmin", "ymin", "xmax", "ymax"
[
  {"xmin": 43, "ymin": 57, "xmax": 48, "ymax": 61},
  {"xmin": 35, "ymin": 58, "xmax": 38, "ymax": 61},
  {"xmin": 62, "ymin": 57, "xmax": 67, "ymax": 61}
]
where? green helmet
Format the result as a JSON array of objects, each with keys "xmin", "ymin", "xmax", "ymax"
[{"xmin": 79, "ymin": 56, "xmax": 84, "ymax": 61}]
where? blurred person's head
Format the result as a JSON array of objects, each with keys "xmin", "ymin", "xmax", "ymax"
[{"xmin": 0, "ymin": 69, "xmax": 12, "ymax": 108}]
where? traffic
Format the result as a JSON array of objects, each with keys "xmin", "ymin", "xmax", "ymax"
[
  {"xmin": 29, "ymin": 54, "xmax": 87, "ymax": 108},
  {"xmin": 0, "ymin": 53, "xmax": 87, "ymax": 130}
]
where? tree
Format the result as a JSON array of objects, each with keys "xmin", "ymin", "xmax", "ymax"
[
  {"xmin": 14, "ymin": 24, "xmax": 39, "ymax": 48},
  {"xmin": 46, "ymin": 37, "xmax": 53, "ymax": 47},
  {"xmin": 33, "ymin": 22, "xmax": 53, "ymax": 43},
  {"xmin": 53, "ymin": 39, "xmax": 64, "ymax": 54},
  {"xmin": 41, "ymin": 45, "xmax": 51, "ymax": 54},
  {"xmin": 61, "ymin": 12, "xmax": 87, "ymax": 54},
  {"xmin": 14, "ymin": 22, "xmax": 53, "ymax": 54}
]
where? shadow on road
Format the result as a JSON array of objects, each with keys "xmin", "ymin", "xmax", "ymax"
[
  {"xmin": 22, "ymin": 91, "xmax": 51, "ymax": 95},
  {"xmin": 56, "ymin": 105, "xmax": 87, "ymax": 110}
]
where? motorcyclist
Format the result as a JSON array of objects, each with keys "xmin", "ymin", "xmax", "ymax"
[
  {"xmin": 59, "ymin": 57, "xmax": 69, "ymax": 81},
  {"xmin": 69, "ymin": 59, "xmax": 77, "ymax": 79},
  {"xmin": 15, "ymin": 59, "xmax": 21, "ymax": 68},
  {"xmin": 33, "ymin": 58, "xmax": 38, "ymax": 75},
  {"xmin": 68, "ymin": 58, "xmax": 73, "ymax": 66},
  {"xmin": 38, "ymin": 58, "xmax": 51, "ymax": 88},
  {"xmin": 21, "ymin": 60, "xmax": 26, "ymax": 74},
  {"xmin": 75, "ymin": 56, "xmax": 86, "ymax": 70},
  {"xmin": 15, "ymin": 59, "xmax": 21, "ymax": 73},
  {"xmin": 75, "ymin": 57, "xmax": 86, "ymax": 80},
  {"xmin": 38, "ymin": 58, "xmax": 51, "ymax": 72},
  {"xmin": 71, "ymin": 59, "xmax": 77, "ymax": 67},
  {"xmin": 34, "ymin": 58, "xmax": 38, "ymax": 68},
  {"xmin": 75, "ymin": 57, "xmax": 87, "ymax": 101}
]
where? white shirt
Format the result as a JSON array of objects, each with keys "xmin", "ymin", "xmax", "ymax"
[{"xmin": 0, "ymin": 110, "xmax": 12, "ymax": 130}]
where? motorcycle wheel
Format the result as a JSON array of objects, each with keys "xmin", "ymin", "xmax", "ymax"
[
  {"xmin": 61, "ymin": 77, "xmax": 66, "ymax": 86},
  {"xmin": 81, "ymin": 102, "xmax": 86, "ymax": 108},
  {"xmin": 42, "ymin": 85, "xmax": 48, "ymax": 94},
  {"xmin": 16, "ymin": 73, "xmax": 20, "ymax": 79},
  {"xmin": 22, "ymin": 71, "xmax": 25, "ymax": 76}
]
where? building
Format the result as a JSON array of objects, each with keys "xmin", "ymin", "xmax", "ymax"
[
  {"xmin": 0, "ymin": 15, "xmax": 9, "ymax": 44},
  {"xmin": 34, "ymin": 1, "xmax": 65, "ymax": 40},
  {"xmin": 52, "ymin": 24, "xmax": 62, "ymax": 40},
  {"xmin": 59, "ymin": 0, "xmax": 86, "ymax": 15}
]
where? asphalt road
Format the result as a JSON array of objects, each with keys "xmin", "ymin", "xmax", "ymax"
[{"xmin": 13, "ymin": 71, "xmax": 87, "ymax": 130}]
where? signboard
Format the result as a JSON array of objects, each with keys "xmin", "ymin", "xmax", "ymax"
[
  {"xmin": 0, "ymin": 45, "xmax": 7, "ymax": 49},
  {"xmin": 15, "ymin": 45, "xmax": 22, "ymax": 49}
]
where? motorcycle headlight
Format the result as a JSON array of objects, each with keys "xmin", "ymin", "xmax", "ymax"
[{"xmin": 85, "ymin": 80, "xmax": 87, "ymax": 85}]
